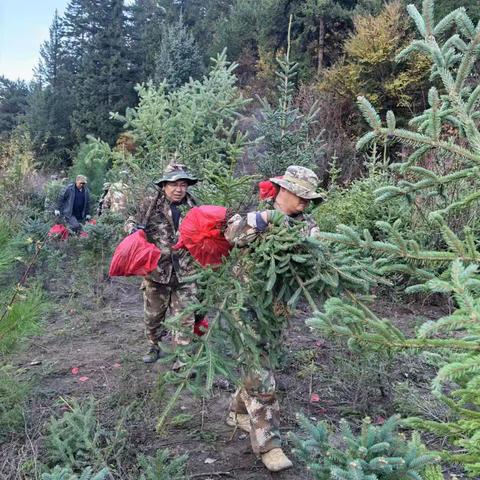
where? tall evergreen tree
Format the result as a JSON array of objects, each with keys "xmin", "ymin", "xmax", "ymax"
[
  {"xmin": 127, "ymin": 0, "xmax": 166, "ymax": 83},
  {"xmin": 29, "ymin": 10, "xmax": 75, "ymax": 165},
  {"xmin": 154, "ymin": 15, "xmax": 203, "ymax": 88},
  {"xmin": 0, "ymin": 77, "xmax": 29, "ymax": 137},
  {"xmin": 295, "ymin": 0, "xmax": 356, "ymax": 77},
  {"xmin": 64, "ymin": 0, "xmax": 134, "ymax": 144},
  {"xmin": 157, "ymin": 0, "xmax": 233, "ymax": 59}
]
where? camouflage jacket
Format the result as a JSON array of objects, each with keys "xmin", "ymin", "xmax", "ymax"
[
  {"xmin": 126, "ymin": 191, "xmax": 197, "ymax": 284},
  {"xmin": 102, "ymin": 182, "xmax": 128, "ymax": 214},
  {"xmin": 224, "ymin": 207, "xmax": 319, "ymax": 247}
]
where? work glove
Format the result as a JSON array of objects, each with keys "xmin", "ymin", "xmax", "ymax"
[
  {"xmin": 260, "ymin": 210, "xmax": 284, "ymax": 224},
  {"xmin": 54, "ymin": 210, "xmax": 60, "ymax": 216},
  {"xmin": 85, "ymin": 215, "xmax": 91, "ymax": 220}
]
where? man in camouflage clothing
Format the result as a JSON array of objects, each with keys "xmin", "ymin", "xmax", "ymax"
[
  {"xmin": 126, "ymin": 164, "xmax": 199, "ymax": 363},
  {"xmin": 98, "ymin": 171, "xmax": 130, "ymax": 216},
  {"xmin": 224, "ymin": 165, "xmax": 324, "ymax": 472}
]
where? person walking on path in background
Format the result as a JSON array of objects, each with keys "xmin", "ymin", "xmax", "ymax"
[
  {"xmin": 55, "ymin": 174, "xmax": 91, "ymax": 234},
  {"xmin": 125, "ymin": 163, "xmax": 200, "ymax": 364},
  {"xmin": 224, "ymin": 165, "xmax": 324, "ymax": 472}
]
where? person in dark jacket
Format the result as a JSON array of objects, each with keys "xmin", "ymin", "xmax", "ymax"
[{"xmin": 55, "ymin": 175, "xmax": 91, "ymax": 233}]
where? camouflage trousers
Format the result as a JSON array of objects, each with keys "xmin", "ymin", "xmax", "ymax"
[
  {"xmin": 140, "ymin": 275, "xmax": 197, "ymax": 346},
  {"xmin": 229, "ymin": 368, "xmax": 281, "ymax": 454}
]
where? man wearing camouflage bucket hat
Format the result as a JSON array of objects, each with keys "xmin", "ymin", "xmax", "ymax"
[
  {"xmin": 223, "ymin": 165, "xmax": 324, "ymax": 472},
  {"xmin": 125, "ymin": 162, "xmax": 200, "ymax": 363}
]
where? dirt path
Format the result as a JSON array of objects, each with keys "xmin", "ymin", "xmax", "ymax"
[
  {"xmin": 4, "ymin": 276, "xmax": 323, "ymax": 479},
  {"xmin": 1, "ymin": 247, "xmax": 459, "ymax": 480}
]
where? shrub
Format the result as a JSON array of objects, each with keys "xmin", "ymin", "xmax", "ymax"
[
  {"xmin": 289, "ymin": 414, "xmax": 437, "ymax": 479},
  {"xmin": 46, "ymin": 398, "xmax": 127, "ymax": 472},
  {"xmin": 313, "ymin": 175, "xmax": 409, "ymax": 234},
  {"xmin": 0, "ymin": 365, "xmax": 31, "ymax": 441},
  {"xmin": 0, "ymin": 285, "xmax": 47, "ymax": 354},
  {"xmin": 137, "ymin": 449, "xmax": 188, "ymax": 480},
  {"xmin": 70, "ymin": 138, "xmax": 111, "ymax": 197},
  {"xmin": 41, "ymin": 466, "xmax": 109, "ymax": 480}
]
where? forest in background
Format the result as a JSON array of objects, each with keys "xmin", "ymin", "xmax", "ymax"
[
  {"xmin": 2, "ymin": 0, "xmax": 480, "ymax": 479},
  {"xmin": 1, "ymin": 0, "xmax": 479, "ymax": 178}
]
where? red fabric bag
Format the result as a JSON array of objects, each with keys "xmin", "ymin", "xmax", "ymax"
[
  {"xmin": 79, "ymin": 219, "xmax": 97, "ymax": 238},
  {"xmin": 109, "ymin": 230, "xmax": 161, "ymax": 277},
  {"xmin": 173, "ymin": 205, "xmax": 231, "ymax": 267},
  {"xmin": 48, "ymin": 224, "xmax": 69, "ymax": 240},
  {"xmin": 194, "ymin": 317, "xmax": 209, "ymax": 336},
  {"xmin": 258, "ymin": 176, "xmax": 282, "ymax": 200}
]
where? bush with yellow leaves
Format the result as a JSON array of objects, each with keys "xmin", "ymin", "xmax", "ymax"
[{"xmin": 320, "ymin": 1, "xmax": 430, "ymax": 122}]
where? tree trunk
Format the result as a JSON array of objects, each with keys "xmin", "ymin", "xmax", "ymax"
[{"xmin": 317, "ymin": 16, "xmax": 325, "ymax": 77}]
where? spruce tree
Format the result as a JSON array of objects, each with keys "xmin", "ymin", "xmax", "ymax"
[
  {"xmin": 295, "ymin": 0, "xmax": 356, "ymax": 77},
  {"xmin": 154, "ymin": 15, "xmax": 203, "ymax": 89},
  {"xmin": 127, "ymin": 0, "xmax": 166, "ymax": 82},
  {"xmin": 289, "ymin": 414, "xmax": 437, "ymax": 479},
  {"xmin": 29, "ymin": 10, "xmax": 75, "ymax": 165},
  {"xmin": 251, "ymin": 18, "xmax": 325, "ymax": 178},
  {"xmin": 0, "ymin": 77, "xmax": 29, "ymax": 137},
  {"xmin": 306, "ymin": 1, "xmax": 480, "ymax": 475},
  {"xmin": 64, "ymin": 0, "xmax": 134, "ymax": 144}
]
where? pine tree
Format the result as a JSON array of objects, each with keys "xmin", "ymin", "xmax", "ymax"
[
  {"xmin": 306, "ymin": 1, "xmax": 480, "ymax": 475},
  {"xmin": 157, "ymin": 0, "xmax": 233, "ymax": 60},
  {"xmin": 112, "ymin": 50, "xmax": 249, "ymax": 176},
  {"xmin": 41, "ymin": 466, "xmax": 109, "ymax": 480},
  {"xmin": 137, "ymin": 448, "xmax": 188, "ymax": 480}
]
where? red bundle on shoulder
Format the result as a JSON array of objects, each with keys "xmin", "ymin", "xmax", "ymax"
[
  {"xmin": 109, "ymin": 230, "xmax": 161, "ymax": 277},
  {"xmin": 258, "ymin": 177, "xmax": 281, "ymax": 200},
  {"xmin": 173, "ymin": 205, "xmax": 231, "ymax": 267}
]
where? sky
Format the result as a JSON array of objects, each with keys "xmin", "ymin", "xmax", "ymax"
[{"xmin": 0, "ymin": 0, "xmax": 70, "ymax": 82}]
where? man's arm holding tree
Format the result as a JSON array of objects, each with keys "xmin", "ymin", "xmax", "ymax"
[{"xmin": 224, "ymin": 210, "xmax": 276, "ymax": 247}]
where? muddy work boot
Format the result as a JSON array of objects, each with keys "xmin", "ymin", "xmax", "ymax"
[
  {"xmin": 261, "ymin": 448, "xmax": 293, "ymax": 472},
  {"xmin": 142, "ymin": 344, "xmax": 161, "ymax": 363},
  {"xmin": 226, "ymin": 412, "xmax": 251, "ymax": 433}
]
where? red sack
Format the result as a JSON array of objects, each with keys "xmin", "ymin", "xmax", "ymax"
[
  {"xmin": 258, "ymin": 176, "xmax": 282, "ymax": 200},
  {"xmin": 173, "ymin": 205, "xmax": 231, "ymax": 267},
  {"xmin": 79, "ymin": 219, "xmax": 97, "ymax": 238},
  {"xmin": 109, "ymin": 230, "xmax": 161, "ymax": 277},
  {"xmin": 48, "ymin": 224, "xmax": 69, "ymax": 240},
  {"xmin": 194, "ymin": 317, "xmax": 209, "ymax": 336}
]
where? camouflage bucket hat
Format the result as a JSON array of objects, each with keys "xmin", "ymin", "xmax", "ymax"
[
  {"xmin": 155, "ymin": 163, "xmax": 198, "ymax": 186},
  {"xmin": 270, "ymin": 165, "xmax": 325, "ymax": 200}
]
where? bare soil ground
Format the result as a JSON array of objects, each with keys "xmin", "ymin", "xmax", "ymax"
[{"xmin": 0, "ymin": 263, "xmax": 461, "ymax": 479}]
